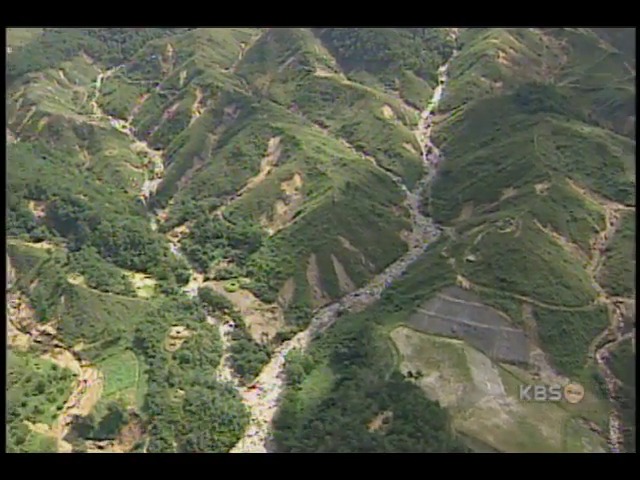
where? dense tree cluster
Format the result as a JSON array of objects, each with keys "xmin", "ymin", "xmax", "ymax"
[
  {"xmin": 131, "ymin": 296, "xmax": 248, "ymax": 452},
  {"xmin": 68, "ymin": 247, "xmax": 136, "ymax": 296},
  {"xmin": 316, "ymin": 28, "xmax": 456, "ymax": 87},
  {"xmin": 273, "ymin": 315, "xmax": 467, "ymax": 453},
  {"xmin": 229, "ymin": 321, "xmax": 272, "ymax": 384},
  {"xmin": 181, "ymin": 213, "xmax": 264, "ymax": 274},
  {"xmin": 7, "ymin": 351, "xmax": 74, "ymax": 453},
  {"xmin": 7, "ymin": 28, "xmax": 192, "ymax": 85}
]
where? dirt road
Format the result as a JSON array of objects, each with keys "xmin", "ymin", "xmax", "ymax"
[{"xmin": 7, "ymin": 289, "xmax": 104, "ymax": 453}]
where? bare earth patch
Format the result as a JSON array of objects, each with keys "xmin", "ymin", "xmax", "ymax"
[
  {"xmin": 277, "ymin": 277, "xmax": 296, "ymax": 309},
  {"xmin": 535, "ymin": 182, "xmax": 550, "ymax": 195},
  {"xmin": 190, "ymin": 87, "xmax": 204, "ymax": 126},
  {"xmin": 367, "ymin": 410, "xmax": 393, "ymax": 433},
  {"xmin": 238, "ymin": 137, "xmax": 282, "ymax": 195},
  {"xmin": 403, "ymin": 142, "xmax": 419, "ymax": 155},
  {"xmin": 261, "ymin": 172, "xmax": 304, "ymax": 235},
  {"xmin": 125, "ymin": 272, "xmax": 157, "ymax": 298},
  {"xmin": 67, "ymin": 273, "xmax": 87, "ymax": 287},
  {"xmin": 204, "ymin": 280, "xmax": 285, "ymax": 344},
  {"xmin": 7, "ymin": 319, "xmax": 32, "ymax": 351},
  {"xmin": 164, "ymin": 325, "xmax": 193, "ymax": 352},
  {"xmin": 500, "ymin": 187, "xmax": 518, "ymax": 201},
  {"xmin": 179, "ymin": 70, "xmax": 187, "ymax": 88},
  {"xmin": 306, "ymin": 253, "xmax": 331, "ymax": 308},
  {"xmin": 456, "ymin": 275, "xmax": 472, "ymax": 290},
  {"xmin": 43, "ymin": 348, "xmax": 83, "ymax": 376},
  {"xmin": 456, "ymin": 202, "xmax": 474, "ymax": 222},
  {"xmin": 381, "ymin": 105, "xmax": 395, "ymax": 120},
  {"xmin": 314, "ymin": 65, "xmax": 343, "ymax": 79},
  {"xmin": 129, "ymin": 93, "xmax": 150, "ymax": 123},
  {"xmin": 331, "ymin": 254, "xmax": 356, "ymax": 294},
  {"xmin": 399, "ymin": 229, "xmax": 413, "ymax": 246},
  {"xmin": 338, "ymin": 235, "xmax": 374, "ymax": 270}
]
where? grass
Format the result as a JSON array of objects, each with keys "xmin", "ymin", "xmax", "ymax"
[
  {"xmin": 296, "ymin": 364, "xmax": 335, "ymax": 412},
  {"xmin": 237, "ymin": 28, "xmax": 424, "ymax": 186},
  {"xmin": 8, "ymin": 55, "xmax": 98, "ymax": 131},
  {"xmin": 532, "ymin": 305, "xmax": 609, "ymax": 378},
  {"xmin": 387, "ymin": 326, "xmax": 608, "ymax": 452},
  {"xmin": 394, "ymin": 327, "xmax": 473, "ymax": 382},
  {"xmin": 90, "ymin": 348, "xmax": 144, "ymax": 428},
  {"xmin": 57, "ymin": 283, "xmax": 156, "ymax": 353},
  {"xmin": 6, "ymin": 241, "xmax": 50, "ymax": 282},
  {"xmin": 524, "ymin": 177, "xmax": 606, "ymax": 252},
  {"xmin": 6, "ymin": 27, "xmax": 634, "ymax": 452},
  {"xmin": 314, "ymin": 28, "xmax": 454, "ymax": 105},
  {"xmin": 473, "ymin": 288, "xmax": 524, "ymax": 326},
  {"xmin": 84, "ymin": 128, "xmax": 149, "ymax": 196},
  {"xmin": 98, "ymin": 73, "xmax": 146, "ymax": 120},
  {"xmin": 98, "ymin": 349, "xmax": 140, "ymax": 405},
  {"xmin": 7, "ymin": 28, "xmax": 43, "ymax": 49},
  {"xmin": 284, "ymin": 75, "xmax": 423, "ymax": 187},
  {"xmin": 22, "ymin": 432, "xmax": 59, "ymax": 453},
  {"xmin": 224, "ymin": 280, "xmax": 240, "ymax": 293},
  {"xmin": 535, "ymin": 118, "xmax": 635, "ymax": 205},
  {"xmin": 390, "ymin": 327, "xmax": 472, "ymax": 411},
  {"xmin": 460, "ymin": 218, "xmax": 597, "ymax": 308},
  {"xmin": 170, "ymin": 99, "xmax": 412, "ymax": 324},
  {"xmin": 563, "ymin": 417, "xmax": 608, "ymax": 453}
]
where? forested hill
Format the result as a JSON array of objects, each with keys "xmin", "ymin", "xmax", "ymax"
[{"xmin": 6, "ymin": 27, "xmax": 635, "ymax": 453}]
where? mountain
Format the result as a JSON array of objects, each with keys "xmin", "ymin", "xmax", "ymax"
[{"xmin": 6, "ymin": 27, "xmax": 635, "ymax": 453}]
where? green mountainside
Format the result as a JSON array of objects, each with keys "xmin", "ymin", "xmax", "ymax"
[{"xmin": 6, "ymin": 27, "xmax": 635, "ymax": 453}]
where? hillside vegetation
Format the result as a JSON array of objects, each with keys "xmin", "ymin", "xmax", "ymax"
[{"xmin": 6, "ymin": 27, "xmax": 635, "ymax": 453}]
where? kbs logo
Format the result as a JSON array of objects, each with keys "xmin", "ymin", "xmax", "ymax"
[{"xmin": 519, "ymin": 383, "xmax": 585, "ymax": 404}]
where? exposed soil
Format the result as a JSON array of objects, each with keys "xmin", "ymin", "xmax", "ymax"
[
  {"xmin": 277, "ymin": 277, "xmax": 296, "ymax": 309},
  {"xmin": 338, "ymin": 235, "xmax": 374, "ymax": 270},
  {"xmin": 306, "ymin": 253, "xmax": 331, "ymax": 307},
  {"xmin": 164, "ymin": 325, "xmax": 193, "ymax": 352},
  {"xmin": 381, "ymin": 105, "xmax": 395, "ymax": 120},
  {"xmin": 204, "ymin": 280, "xmax": 285, "ymax": 344},
  {"xmin": 331, "ymin": 254, "xmax": 356, "ymax": 294},
  {"xmin": 237, "ymin": 137, "xmax": 282, "ymax": 196},
  {"xmin": 367, "ymin": 410, "xmax": 393, "ymax": 433}
]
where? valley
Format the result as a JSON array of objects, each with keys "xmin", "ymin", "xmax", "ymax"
[{"xmin": 6, "ymin": 27, "xmax": 635, "ymax": 454}]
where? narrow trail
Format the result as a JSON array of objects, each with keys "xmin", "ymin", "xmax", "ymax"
[
  {"xmin": 7, "ymin": 286, "xmax": 104, "ymax": 453},
  {"xmin": 581, "ymin": 192, "xmax": 635, "ymax": 453},
  {"xmin": 228, "ymin": 46, "xmax": 459, "ymax": 454},
  {"xmin": 469, "ymin": 176, "xmax": 635, "ymax": 452},
  {"xmin": 89, "ymin": 67, "xmax": 165, "ymax": 205},
  {"xmin": 206, "ymin": 316, "xmax": 241, "ymax": 387},
  {"xmin": 6, "ymin": 65, "xmax": 168, "ymax": 453},
  {"xmin": 189, "ymin": 87, "xmax": 204, "ymax": 126},
  {"xmin": 223, "ymin": 31, "xmax": 264, "ymax": 74},
  {"xmin": 456, "ymin": 276, "xmax": 597, "ymax": 312}
]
